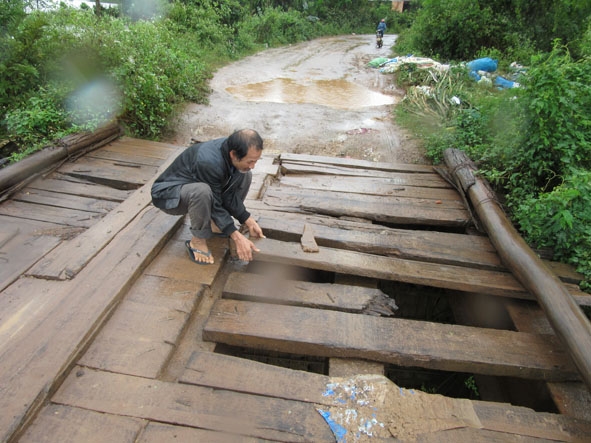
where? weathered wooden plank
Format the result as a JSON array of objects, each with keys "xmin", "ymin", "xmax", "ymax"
[
  {"xmin": 59, "ymin": 156, "xmax": 158, "ymax": 190},
  {"xmin": 142, "ymin": 228, "xmax": 228, "ymax": 287},
  {"xmin": 280, "ymin": 161, "xmax": 452, "ymax": 187},
  {"xmin": 0, "ymin": 200, "xmax": 102, "ymax": 227},
  {"xmin": 279, "ymin": 152, "xmax": 435, "ymax": 173},
  {"xmin": 19, "ymin": 404, "xmax": 145, "ymax": 443},
  {"xmin": 203, "ymin": 299, "xmax": 579, "ymax": 381},
  {"xmin": 223, "ymin": 271, "xmax": 392, "ymax": 313},
  {"xmin": 53, "ymin": 367, "xmax": 334, "ymax": 442},
  {"xmin": 0, "ymin": 206, "xmax": 181, "ymax": 442},
  {"xmin": 505, "ymin": 299, "xmax": 591, "ymax": 421},
  {"xmin": 245, "ymin": 155, "xmax": 280, "ymax": 201},
  {"xmin": 137, "ymin": 423, "xmax": 265, "ymax": 443},
  {"xmin": 254, "ymin": 210, "xmax": 502, "ymax": 271},
  {"xmin": 181, "ymin": 352, "xmax": 591, "ymax": 441},
  {"xmin": 0, "ymin": 217, "xmax": 62, "ymax": 291},
  {"xmin": 87, "ymin": 136, "xmax": 178, "ymax": 166},
  {"xmin": 78, "ymin": 299, "xmax": 189, "ymax": 378},
  {"xmin": 93, "ymin": 139, "xmax": 177, "ymax": 161},
  {"xmin": 27, "ymin": 143, "xmax": 185, "ymax": 280},
  {"xmin": 472, "ymin": 401, "xmax": 591, "ymax": 441},
  {"xmin": 114, "ymin": 136, "xmax": 180, "ymax": 152},
  {"xmin": 181, "ymin": 351, "xmax": 331, "ymax": 404},
  {"xmin": 13, "ymin": 188, "xmax": 118, "ymax": 213},
  {"xmin": 26, "ymin": 176, "xmax": 132, "ymax": 202},
  {"xmin": 251, "ymin": 238, "xmax": 591, "ymax": 304},
  {"xmin": 124, "ymin": 274, "xmax": 203, "ymax": 314},
  {"xmin": 263, "ymin": 187, "xmax": 470, "ymax": 227},
  {"xmin": 300, "ymin": 223, "xmax": 319, "ymax": 252},
  {"xmin": 279, "ymin": 173, "xmax": 460, "ymax": 200}
]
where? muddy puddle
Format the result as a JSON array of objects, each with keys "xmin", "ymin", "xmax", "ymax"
[{"xmin": 226, "ymin": 77, "xmax": 397, "ymax": 110}]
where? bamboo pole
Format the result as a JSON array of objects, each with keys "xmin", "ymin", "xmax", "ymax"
[{"xmin": 444, "ymin": 148, "xmax": 591, "ymax": 391}]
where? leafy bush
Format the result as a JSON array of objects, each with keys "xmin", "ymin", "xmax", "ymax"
[
  {"xmin": 514, "ymin": 170, "xmax": 591, "ymax": 290},
  {"xmin": 394, "ymin": 0, "xmax": 503, "ymax": 61},
  {"xmin": 238, "ymin": 7, "xmax": 318, "ymax": 47},
  {"xmin": 4, "ymin": 85, "xmax": 74, "ymax": 161}
]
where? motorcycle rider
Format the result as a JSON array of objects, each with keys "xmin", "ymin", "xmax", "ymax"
[{"xmin": 377, "ymin": 18, "xmax": 386, "ymax": 38}]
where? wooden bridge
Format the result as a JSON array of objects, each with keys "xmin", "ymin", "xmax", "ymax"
[{"xmin": 1, "ymin": 126, "xmax": 590, "ymax": 442}]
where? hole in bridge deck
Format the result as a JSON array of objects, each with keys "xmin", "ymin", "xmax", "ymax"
[{"xmin": 221, "ymin": 263, "xmax": 558, "ymax": 412}]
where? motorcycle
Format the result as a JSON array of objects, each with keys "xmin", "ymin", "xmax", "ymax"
[{"xmin": 376, "ymin": 31, "xmax": 383, "ymax": 49}]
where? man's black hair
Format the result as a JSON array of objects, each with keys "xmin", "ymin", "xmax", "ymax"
[{"xmin": 227, "ymin": 129, "xmax": 263, "ymax": 160}]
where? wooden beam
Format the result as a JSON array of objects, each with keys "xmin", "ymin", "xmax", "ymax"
[
  {"xmin": 250, "ymin": 237, "xmax": 538, "ymax": 299},
  {"xmin": 203, "ymin": 299, "xmax": 580, "ymax": 381},
  {"xmin": 223, "ymin": 271, "xmax": 396, "ymax": 315},
  {"xmin": 262, "ymin": 186, "xmax": 471, "ymax": 227},
  {"xmin": 52, "ymin": 367, "xmax": 334, "ymax": 441}
]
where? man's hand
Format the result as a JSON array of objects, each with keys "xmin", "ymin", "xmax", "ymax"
[
  {"xmin": 243, "ymin": 216, "xmax": 265, "ymax": 239},
  {"xmin": 230, "ymin": 230, "xmax": 260, "ymax": 261}
]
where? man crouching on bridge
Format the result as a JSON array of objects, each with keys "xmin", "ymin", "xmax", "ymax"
[{"xmin": 151, "ymin": 128, "xmax": 265, "ymax": 264}]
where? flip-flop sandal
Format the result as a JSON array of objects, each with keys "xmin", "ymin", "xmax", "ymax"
[{"xmin": 185, "ymin": 240, "xmax": 213, "ymax": 265}]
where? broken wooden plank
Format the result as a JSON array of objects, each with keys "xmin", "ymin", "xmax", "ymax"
[
  {"xmin": 59, "ymin": 156, "xmax": 158, "ymax": 190},
  {"xmin": 263, "ymin": 187, "xmax": 471, "ymax": 227},
  {"xmin": 300, "ymin": 223, "xmax": 319, "ymax": 252},
  {"xmin": 0, "ymin": 206, "xmax": 182, "ymax": 442},
  {"xmin": 471, "ymin": 400, "xmax": 591, "ymax": 441},
  {"xmin": 279, "ymin": 173, "xmax": 459, "ymax": 200},
  {"xmin": 280, "ymin": 161, "xmax": 451, "ymax": 187},
  {"xmin": 27, "ymin": 142, "xmax": 185, "ymax": 280},
  {"xmin": 0, "ymin": 217, "xmax": 62, "ymax": 291},
  {"xmin": 53, "ymin": 367, "xmax": 334, "ymax": 442},
  {"xmin": 251, "ymin": 238, "xmax": 591, "ymax": 305},
  {"xmin": 26, "ymin": 176, "xmax": 132, "ymax": 202},
  {"xmin": 255, "ymin": 210, "xmax": 502, "ymax": 271},
  {"xmin": 13, "ymin": 188, "xmax": 118, "ymax": 214},
  {"xmin": 279, "ymin": 152, "xmax": 434, "ymax": 173},
  {"xmin": 0, "ymin": 200, "xmax": 103, "ymax": 228},
  {"xmin": 223, "ymin": 271, "xmax": 396, "ymax": 315},
  {"xmin": 203, "ymin": 299, "xmax": 579, "ymax": 381},
  {"xmin": 181, "ymin": 351, "xmax": 331, "ymax": 404}
]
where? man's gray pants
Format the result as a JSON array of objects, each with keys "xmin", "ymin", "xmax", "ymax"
[{"xmin": 159, "ymin": 172, "xmax": 251, "ymax": 239}]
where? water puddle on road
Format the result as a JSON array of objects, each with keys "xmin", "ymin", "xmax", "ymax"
[{"xmin": 226, "ymin": 78, "xmax": 397, "ymax": 110}]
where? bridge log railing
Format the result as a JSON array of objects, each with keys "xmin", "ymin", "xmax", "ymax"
[{"xmin": 444, "ymin": 148, "xmax": 591, "ymax": 392}]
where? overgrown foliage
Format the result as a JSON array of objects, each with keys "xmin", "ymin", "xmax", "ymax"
[
  {"xmin": 2, "ymin": 0, "xmax": 405, "ymax": 160},
  {"xmin": 395, "ymin": 1, "xmax": 591, "ymax": 290}
]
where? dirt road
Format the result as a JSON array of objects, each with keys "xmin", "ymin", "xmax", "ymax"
[{"xmin": 166, "ymin": 34, "xmax": 427, "ymax": 164}]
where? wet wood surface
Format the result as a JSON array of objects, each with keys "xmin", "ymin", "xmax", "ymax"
[{"xmin": 1, "ymin": 138, "xmax": 590, "ymax": 442}]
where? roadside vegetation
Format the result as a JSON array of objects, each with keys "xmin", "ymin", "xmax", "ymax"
[
  {"xmin": 1, "ymin": 0, "xmax": 591, "ymax": 292},
  {"xmin": 389, "ymin": 0, "xmax": 591, "ymax": 292}
]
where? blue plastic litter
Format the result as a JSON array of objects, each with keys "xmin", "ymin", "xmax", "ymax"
[
  {"xmin": 494, "ymin": 76, "xmax": 516, "ymax": 89},
  {"xmin": 467, "ymin": 57, "xmax": 498, "ymax": 72}
]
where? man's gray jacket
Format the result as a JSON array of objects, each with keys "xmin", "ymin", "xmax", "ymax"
[{"xmin": 151, "ymin": 137, "xmax": 251, "ymax": 236}]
